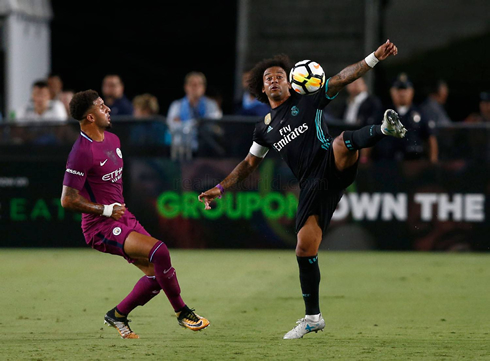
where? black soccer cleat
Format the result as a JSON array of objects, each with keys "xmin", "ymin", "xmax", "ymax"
[{"xmin": 104, "ymin": 308, "xmax": 139, "ymax": 339}]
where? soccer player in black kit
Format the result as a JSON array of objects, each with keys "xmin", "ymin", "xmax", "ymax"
[{"xmin": 199, "ymin": 40, "xmax": 406, "ymax": 339}]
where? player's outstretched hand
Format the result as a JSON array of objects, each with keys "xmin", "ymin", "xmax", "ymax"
[
  {"xmin": 111, "ymin": 203, "xmax": 126, "ymax": 220},
  {"xmin": 198, "ymin": 188, "xmax": 221, "ymax": 210},
  {"xmin": 374, "ymin": 39, "xmax": 398, "ymax": 61}
]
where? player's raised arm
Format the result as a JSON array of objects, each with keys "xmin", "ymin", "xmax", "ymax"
[
  {"xmin": 61, "ymin": 185, "xmax": 126, "ymax": 220},
  {"xmin": 198, "ymin": 152, "xmax": 264, "ymax": 210},
  {"xmin": 326, "ymin": 39, "xmax": 398, "ymax": 98}
]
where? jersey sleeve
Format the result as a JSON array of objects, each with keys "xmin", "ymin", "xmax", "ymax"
[
  {"xmin": 252, "ymin": 123, "xmax": 270, "ymax": 148},
  {"xmin": 313, "ymin": 77, "xmax": 339, "ymax": 109},
  {"xmin": 63, "ymin": 145, "xmax": 93, "ymax": 191},
  {"xmin": 249, "ymin": 141, "xmax": 269, "ymax": 158}
]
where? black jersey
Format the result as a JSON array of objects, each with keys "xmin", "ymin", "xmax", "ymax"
[{"xmin": 253, "ymin": 82, "xmax": 336, "ymax": 185}]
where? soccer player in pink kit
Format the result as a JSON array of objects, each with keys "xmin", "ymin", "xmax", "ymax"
[{"xmin": 61, "ymin": 90, "xmax": 209, "ymax": 339}]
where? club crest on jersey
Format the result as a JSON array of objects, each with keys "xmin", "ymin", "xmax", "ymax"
[
  {"xmin": 264, "ymin": 113, "xmax": 271, "ymax": 125},
  {"xmin": 113, "ymin": 227, "xmax": 122, "ymax": 236},
  {"xmin": 116, "ymin": 148, "xmax": 123, "ymax": 158},
  {"xmin": 291, "ymin": 106, "xmax": 299, "ymax": 116}
]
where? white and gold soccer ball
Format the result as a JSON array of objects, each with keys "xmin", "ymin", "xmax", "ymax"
[{"xmin": 289, "ymin": 60, "xmax": 325, "ymax": 95}]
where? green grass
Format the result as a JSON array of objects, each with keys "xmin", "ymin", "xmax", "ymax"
[{"xmin": 1, "ymin": 249, "xmax": 490, "ymax": 360}]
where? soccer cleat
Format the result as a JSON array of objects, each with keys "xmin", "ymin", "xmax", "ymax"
[
  {"xmin": 283, "ymin": 314, "xmax": 325, "ymax": 339},
  {"xmin": 381, "ymin": 109, "xmax": 407, "ymax": 138},
  {"xmin": 104, "ymin": 308, "xmax": 139, "ymax": 339},
  {"xmin": 176, "ymin": 307, "xmax": 210, "ymax": 331}
]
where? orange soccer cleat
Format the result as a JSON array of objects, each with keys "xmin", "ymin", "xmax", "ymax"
[{"xmin": 176, "ymin": 307, "xmax": 210, "ymax": 331}]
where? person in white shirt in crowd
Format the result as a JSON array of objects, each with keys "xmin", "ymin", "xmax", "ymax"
[
  {"xmin": 338, "ymin": 77, "xmax": 383, "ymax": 163},
  {"xmin": 166, "ymin": 72, "xmax": 222, "ymax": 158},
  {"xmin": 341, "ymin": 77, "xmax": 383, "ymax": 127},
  {"xmin": 16, "ymin": 80, "xmax": 68, "ymax": 122},
  {"xmin": 47, "ymin": 73, "xmax": 64, "ymax": 101}
]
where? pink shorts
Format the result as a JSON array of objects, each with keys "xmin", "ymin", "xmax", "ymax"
[{"xmin": 84, "ymin": 212, "xmax": 151, "ymax": 263}]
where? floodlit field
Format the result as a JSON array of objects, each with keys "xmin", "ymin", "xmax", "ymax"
[{"xmin": 1, "ymin": 249, "xmax": 489, "ymax": 360}]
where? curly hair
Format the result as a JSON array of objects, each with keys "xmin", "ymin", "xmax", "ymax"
[
  {"xmin": 247, "ymin": 54, "xmax": 292, "ymax": 104},
  {"xmin": 69, "ymin": 90, "xmax": 100, "ymax": 121}
]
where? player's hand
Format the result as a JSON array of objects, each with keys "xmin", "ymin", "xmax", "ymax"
[
  {"xmin": 198, "ymin": 188, "xmax": 222, "ymax": 210},
  {"xmin": 111, "ymin": 203, "xmax": 126, "ymax": 220},
  {"xmin": 374, "ymin": 39, "xmax": 398, "ymax": 61}
]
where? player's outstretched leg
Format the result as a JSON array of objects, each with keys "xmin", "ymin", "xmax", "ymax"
[
  {"xmin": 148, "ymin": 241, "xmax": 210, "ymax": 331},
  {"xmin": 103, "ymin": 275, "xmax": 161, "ymax": 339},
  {"xmin": 123, "ymin": 232, "xmax": 210, "ymax": 332},
  {"xmin": 334, "ymin": 109, "xmax": 406, "ymax": 170},
  {"xmin": 341, "ymin": 108, "xmax": 406, "ymax": 150}
]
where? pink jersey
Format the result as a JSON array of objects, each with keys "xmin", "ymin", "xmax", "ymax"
[{"xmin": 63, "ymin": 131, "xmax": 126, "ymax": 233}]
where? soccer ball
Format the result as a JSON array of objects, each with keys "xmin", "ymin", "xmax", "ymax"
[{"xmin": 289, "ymin": 60, "xmax": 325, "ymax": 95}]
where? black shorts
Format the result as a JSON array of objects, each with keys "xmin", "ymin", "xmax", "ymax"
[{"xmin": 295, "ymin": 147, "xmax": 359, "ymax": 234}]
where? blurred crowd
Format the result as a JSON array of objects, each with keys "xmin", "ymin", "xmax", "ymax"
[{"xmin": 2, "ymin": 69, "xmax": 489, "ymax": 163}]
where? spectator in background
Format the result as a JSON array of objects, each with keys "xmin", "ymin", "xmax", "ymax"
[
  {"xmin": 131, "ymin": 93, "xmax": 166, "ymax": 145},
  {"xmin": 47, "ymin": 73, "xmax": 64, "ymax": 101},
  {"xmin": 59, "ymin": 89, "xmax": 75, "ymax": 118},
  {"xmin": 101, "ymin": 74, "xmax": 133, "ymax": 116},
  {"xmin": 464, "ymin": 91, "xmax": 490, "ymax": 123},
  {"xmin": 338, "ymin": 77, "xmax": 383, "ymax": 164},
  {"xmin": 235, "ymin": 70, "xmax": 270, "ymax": 116},
  {"xmin": 372, "ymin": 73, "xmax": 438, "ymax": 163},
  {"xmin": 16, "ymin": 80, "xmax": 68, "ymax": 122},
  {"xmin": 339, "ymin": 77, "xmax": 383, "ymax": 127},
  {"xmin": 166, "ymin": 71, "xmax": 222, "ymax": 159},
  {"xmin": 133, "ymin": 93, "xmax": 159, "ymax": 118},
  {"xmin": 420, "ymin": 79, "xmax": 451, "ymax": 125}
]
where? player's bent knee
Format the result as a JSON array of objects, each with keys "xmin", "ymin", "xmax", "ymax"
[
  {"xmin": 124, "ymin": 231, "xmax": 161, "ymax": 261},
  {"xmin": 133, "ymin": 259, "xmax": 155, "ymax": 276},
  {"xmin": 333, "ymin": 132, "xmax": 359, "ymax": 171},
  {"xmin": 295, "ymin": 243, "xmax": 319, "ymax": 257},
  {"xmin": 296, "ymin": 236, "xmax": 322, "ymax": 257},
  {"xmin": 334, "ymin": 132, "xmax": 352, "ymax": 153}
]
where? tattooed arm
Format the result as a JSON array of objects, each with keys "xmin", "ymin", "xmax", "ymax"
[
  {"xmin": 61, "ymin": 185, "xmax": 126, "ymax": 220},
  {"xmin": 326, "ymin": 39, "xmax": 398, "ymax": 98},
  {"xmin": 198, "ymin": 153, "xmax": 263, "ymax": 210}
]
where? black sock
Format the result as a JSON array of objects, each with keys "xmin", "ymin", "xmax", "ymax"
[
  {"xmin": 176, "ymin": 305, "xmax": 188, "ymax": 313},
  {"xmin": 297, "ymin": 255, "xmax": 321, "ymax": 315},
  {"xmin": 343, "ymin": 125, "xmax": 385, "ymax": 151},
  {"xmin": 113, "ymin": 307, "xmax": 126, "ymax": 318}
]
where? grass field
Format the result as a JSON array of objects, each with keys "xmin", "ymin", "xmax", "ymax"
[{"xmin": 1, "ymin": 249, "xmax": 490, "ymax": 360}]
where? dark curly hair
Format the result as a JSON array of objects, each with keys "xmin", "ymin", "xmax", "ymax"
[
  {"xmin": 248, "ymin": 54, "xmax": 292, "ymax": 104},
  {"xmin": 69, "ymin": 90, "xmax": 100, "ymax": 121}
]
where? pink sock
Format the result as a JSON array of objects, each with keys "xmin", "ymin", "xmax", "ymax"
[
  {"xmin": 116, "ymin": 276, "xmax": 161, "ymax": 316},
  {"xmin": 149, "ymin": 241, "xmax": 186, "ymax": 311}
]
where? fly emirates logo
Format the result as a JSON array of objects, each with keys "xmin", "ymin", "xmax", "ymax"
[
  {"xmin": 102, "ymin": 167, "xmax": 123, "ymax": 183},
  {"xmin": 272, "ymin": 123, "xmax": 308, "ymax": 152}
]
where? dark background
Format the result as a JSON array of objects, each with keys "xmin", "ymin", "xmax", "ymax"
[
  {"xmin": 50, "ymin": 1, "xmax": 238, "ymax": 115},
  {"xmin": 49, "ymin": 1, "xmax": 490, "ymax": 122}
]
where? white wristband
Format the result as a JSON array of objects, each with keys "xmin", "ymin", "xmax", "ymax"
[
  {"xmin": 102, "ymin": 203, "xmax": 121, "ymax": 217},
  {"xmin": 364, "ymin": 52, "xmax": 379, "ymax": 68}
]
